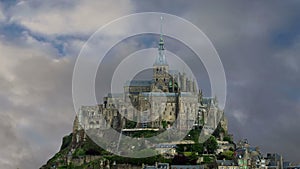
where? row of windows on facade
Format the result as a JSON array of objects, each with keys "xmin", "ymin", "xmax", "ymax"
[
  {"xmin": 90, "ymin": 105, "xmax": 196, "ymax": 114},
  {"xmin": 156, "ymin": 67, "xmax": 167, "ymax": 72},
  {"xmin": 155, "ymin": 78, "xmax": 169, "ymax": 82}
]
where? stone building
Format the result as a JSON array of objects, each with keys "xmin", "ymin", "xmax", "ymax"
[
  {"xmin": 73, "ymin": 24, "xmax": 225, "ymax": 143},
  {"xmin": 216, "ymin": 160, "xmax": 239, "ymax": 169}
]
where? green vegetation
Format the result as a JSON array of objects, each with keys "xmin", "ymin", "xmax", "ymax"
[
  {"xmin": 187, "ymin": 129, "xmax": 200, "ymax": 142},
  {"xmin": 162, "ymin": 120, "xmax": 167, "ymax": 129},
  {"xmin": 131, "ymin": 130, "xmax": 161, "ymax": 138},
  {"xmin": 106, "ymin": 154, "xmax": 170, "ymax": 166},
  {"xmin": 73, "ymin": 148, "xmax": 85, "ymax": 157},
  {"xmin": 223, "ymin": 135, "xmax": 234, "ymax": 143},
  {"xmin": 55, "ymin": 154, "xmax": 171, "ymax": 169},
  {"xmin": 172, "ymin": 153, "xmax": 199, "ymax": 165},
  {"xmin": 193, "ymin": 143, "xmax": 204, "ymax": 154},
  {"xmin": 125, "ymin": 120, "xmax": 137, "ymax": 129},
  {"xmin": 203, "ymin": 155, "xmax": 214, "ymax": 163},
  {"xmin": 175, "ymin": 130, "xmax": 218, "ymax": 165},
  {"xmin": 204, "ymin": 136, "xmax": 218, "ymax": 154},
  {"xmin": 45, "ymin": 133, "xmax": 73, "ymax": 167},
  {"xmin": 219, "ymin": 150, "xmax": 234, "ymax": 160},
  {"xmin": 212, "ymin": 124, "xmax": 226, "ymax": 139},
  {"xmin": 200, "ymin": 118, "xmax": 205, "ymax": 126},
  {"xmin": 176, "ymin": 143, "xmax": 204, "ymax": 155},
  {"xmin": 43, "ymin": 126, "xmax": 233, "ymax": 168},
  {"xmin": 60, "ymin": 133, "xmax": 73, "ymax": 151},
  {"xmin": 58, "ymin": 163, "xmax": 81, "ymax": 169},
  {"xmin": 183, "ymin": 152, "xmax": 193, "ymax": 156},
  {"xmin": 73, "ymin": 136, "xmax": 110, "ymax": 157}
]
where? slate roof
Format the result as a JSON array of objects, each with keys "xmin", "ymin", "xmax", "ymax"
[
  {"xmin": 141, "ymin": 92, "xmax": 178, "ymax": 97},
  {"xmin": 124, "ymin": 80, "xmax": 153, "ymax": 87}
]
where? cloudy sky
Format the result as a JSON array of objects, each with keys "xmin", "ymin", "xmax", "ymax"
[{"xmin": 0, "ymin": 0, "xmax": 300, "ymax": 168}]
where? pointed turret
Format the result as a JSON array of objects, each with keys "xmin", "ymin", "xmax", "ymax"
[
  {"xmin": 152, "ymin": 16, "xmax": 170, "ymax": 92},
  {"xmin": 154, "ymin": 16, "xmax": 168, "ymax": 66}
]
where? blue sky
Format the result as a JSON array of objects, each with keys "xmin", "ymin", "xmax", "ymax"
[{"xmin": 0, "ymin": 0, "xmax": 300, "ymax": 168}]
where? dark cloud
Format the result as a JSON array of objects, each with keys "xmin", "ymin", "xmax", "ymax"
[{"xmin": 133, "ymin": 0, "xmax": 300, "ymax": 161}]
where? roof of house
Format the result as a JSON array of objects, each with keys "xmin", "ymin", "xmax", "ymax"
[
  {"xmin": 143, "ymin": 166, "xmax": 157, "ymax": 169},
  {"xmin": 216, "ymin": 160, "xmax": 238, "ymax": 166}
]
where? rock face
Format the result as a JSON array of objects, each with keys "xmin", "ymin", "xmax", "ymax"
[
  {"xmin": 40, "ymin": 129, "xmax": 149, "ymax": 168},
  {"xmin": 41, "ymin": 114, "xmax": 229, "ymax": 169},
  {"xmin": 40, "ymin": 129, "xmax": 138, "ymax": 168}
]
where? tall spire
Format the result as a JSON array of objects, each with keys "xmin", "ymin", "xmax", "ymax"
[
  {"xmin": 159, "ymin": 16, "xmax": 164, "ymax": 51},
  {"xmin": 155, "ymin": 16, "xmax": 167, "ymax": 65}
]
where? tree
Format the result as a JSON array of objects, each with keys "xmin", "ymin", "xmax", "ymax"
[
  {"xmin": 204, "ymin": 136, "xmax": 218, "ymax": 154},
  {"xmin": 212, "ymin": 124, "xmax": 225, "ymax": 139},
  {"xmin": 193, "ymin": 143, "xmax": 204, "ymax": 154},
  {"xmin": 223, "ymin": 135, "xmax": 233, "ymax": 143},
  {"xmin": 172, "ymin": 154, "xmax": 188, "ymax": 165},
  {"xmin": 220, "ymin": 150, "xmax": 234, "ymax": 160}
]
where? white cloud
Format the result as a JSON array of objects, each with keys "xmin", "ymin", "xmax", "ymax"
[
  {"xmin": 0, "ymin": 113, "xmax": 34, "ymax": 169},
  {"xmin": 0, "ymin": 33, "xmax": 75, "ymax": 168},
  {"xmin": 9, "ymin": 0, "xmax": 133, "ymax": 35},
  {"xmin": 0, "ymin": 10, "xmax": 145, "ymax": 167}
]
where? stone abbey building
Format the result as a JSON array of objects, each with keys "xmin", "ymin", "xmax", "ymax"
[{"xmin": 74, "ymin": 29, "xmax": 226, "ymax": 141}]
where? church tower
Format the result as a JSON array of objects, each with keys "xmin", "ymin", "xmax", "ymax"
[{"xmin": 152, "ymin": 17, "xmax": 170, "ymax": 92}]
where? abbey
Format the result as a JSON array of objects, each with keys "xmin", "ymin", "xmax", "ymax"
[{"xmin": 74, "ymin": 28, "xmax": 226, "ymax": 142}]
